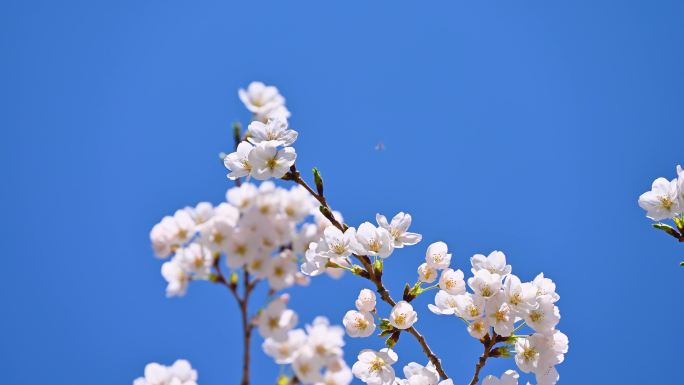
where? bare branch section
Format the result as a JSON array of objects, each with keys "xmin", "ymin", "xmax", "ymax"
[
  {"xmin": 213, "ymin": 257, "xmax": 257, "ymax": 385},
  {"xmin": 283, "ymin": 165, "xmax": 450, "ymax": 380}
]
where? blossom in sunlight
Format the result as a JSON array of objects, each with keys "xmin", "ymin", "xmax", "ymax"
[
  {"xmin": 425, "ymin": 241, "xmax": 451, "ymax": 270},
  {"xmin": 301, "ymin": 241, "xmax": 328, "ymax": 277},
  {"xmin": 343, "ymin": 310, "xmax": 375, "ymax": 338},
  {"xmin": 417, "ymin": 263, "xmax": 438, "ymax": 283},
  {"xmin": 317, "ymin": 362, "xmax": 353, "ymax": 385},
  {"xmin": 247, "ymin": 118, "xmax": 298, "ymax": 146},
  {"xmin": 389, "ymin": 301, "xmax": 417, "ymax": 330},
  {"xmin": 470, "ymin": 250, "xmax": 512, "ymax": 276},
  {"xmin": 161, "ymin": 259, "xmax": 189, "ymax": 297},
  {"xmin": 351, "ymin": 348, "xmax": 397, "ymax": 385},
  {"xmin": 306, "ymin": 317, "xmax": 346, "ymax": 363},
  {"xmin": 351, "ymin": 222, "xmax": 394, "ymax": 258},
  {"xmin": 133, "ymin": 359, "xmax": 198, "ymax": 385},
  {"xmin": 531, "ymin": 273, "xmax": 560, "ymax": 303},
  {"xmin": 150, "ymin": 209, "xmax": 197, "ymax": 258},
  {"xmin": 293, "ymin": 348, "xmax": 325, "ymax": 384},
  {"xmin": 485, "ymin": 299, "xmax": 515, "ymax": 337},
  {"xmin": 266, "ymin": 250, "xmax": 298, "ymax": 291},
  {"xmin": 223, "ymin": 141, "xmax": 254, "ymax": 180},
  {"xmin": 257, "ymin": 296, "xmax": 298, "ymax": 342},
  {"xmin": 453, "ymin": 293, "xmax": 485, "ymax": 320},
  {"xmin": 638, "ymin": 177, "xmax": 681, "ymax": 220},
  {"xmin": 467, "ymin": 317, "xmax": 489, "ymax": 339},
  {"xmin": 503, "ymin": 275, "xmax": 537, "ymax": 314},
  {"xmin": 524, "ymin": 296, "xmax": 560, "ymax": 334},
  {"xmin": 438, "ymin": 268, "xmax": 465, "ymax": 295},
  {"xmin": 393, "ymin": 361, "xmax": 453, "ymax": 385},
  {"xmin": 238, "ymin": 81, "xmax": 291, "ymax": 122},
  {"xmin": 262, "ymin": 329, "xmax": 307, "ymax": 364},
  {"xmin": 355, "ymin": 289, "xmax": 377, "ymax": 312},
  {"xmin": 482, "ymin": 370, "xmax": 519, "ymax": 385},
  {"xmin": 321, "ymin": 226, "xmax": 357, "ymax": 259},
  {"xmin": 375, "ymin": 212, "xmax": 422, "ymax": 248},
  {"xmin": 467, "ymin": 269, "xmax": 502, "ymax": 299},
  {"xmin": 247, "ymin": 142, "xmax": 297, "ymax": 180},
  {"xmin": 427, "ymin": 290, "xmax": 459, "ymax": 316}
]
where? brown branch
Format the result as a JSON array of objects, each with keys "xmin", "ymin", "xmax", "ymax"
[
  {"xmin": 468, "ymin": 331, "xmax": 499, "ymax": 385},
  {"xmin": 284, "ymin": 165, "xmax": 450, "ymax": 380},
  {"xmin": 212, "ymin": 257, "xmax": 256, "ymax": 385}
]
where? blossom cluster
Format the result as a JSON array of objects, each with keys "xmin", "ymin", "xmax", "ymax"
[
  {"xmin": 149, "ymin": 181, "xmax": 353, "ymax": 297},
  {"xmin": 427, "ymin": 250, "xmax": 567, "ymax": 385},
  {"xmin": 638, "ymin": 164, "xmax": 684, "ymax": 221},
  {"xmin": 258, "ymin": 295, "xmax": 353, "ymax": 385},
  {"xmin": 134, "ymin": 360, "xmax": 198, "ymax": 385},
  {"xmin": 301, "ymin": 212, "xmax": 422, "ymax": 276},
  {"xmin": 225, "ymin": 82, "xmax": 298, "ymax": 181}
]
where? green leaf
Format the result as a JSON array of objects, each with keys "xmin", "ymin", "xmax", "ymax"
[{"xmin": 652, "ymin": 223, "xmax": 682, "ymax": 239}]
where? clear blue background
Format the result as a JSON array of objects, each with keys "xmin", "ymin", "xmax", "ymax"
[{"xmin": 2, "ymin": 1, "xmax": 682, "ymax": 384}]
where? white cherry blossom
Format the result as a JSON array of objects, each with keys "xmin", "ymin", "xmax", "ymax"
[
  {"xmin": 531, "ymin": 273, "xmax": 560, "ymax": 303},
  {"xmin": 133, "ymin": 359, "xmax": 198, "ymax": 385},
  {"xmin": 375, "ymin": 212, "xmax": 422, "ymax": 248},
  {"xmin": 467, "ymin": 317, "xmax": 490, "ymax": 339},
  {"xmin": 224, "ymin": 141, "xmax": 255, "ymax": 180},
  {"xmin": 257, "ymin": 296, "xmax": 298, "ymax": 342},
  {"xmin": 503, "ymin": 275, "xmax": 537, "ymax": 314},
  {"xmin": 238, "ymin": 81, "xmax": 290, "ymax": 122},
  {"xmin": 482, "ymin": 370, "xmax": 519, "ymax": 385},
  {"xmin": 438, "ymin": 269, "xmax": 465, "ymax": 295},
  {"xmin": 262, "ymin": 328, "xmax": 307, "ymax": 364},
  {"xmin": 454, "ymin": 293, "xmax": 485, "ymax": 320},
  {"xmin": 428, "ymin": 290, "xmax": 459, "ymax": 316},
  {"xmin": 248, "ymin": 142, "xmax": 296, "ymax": 180},
  {"xmin": 417, "ymin": 263, "xmax": 438, "ymax": 283},
  {"xmin": 638, "ymin": 177, "xmax": 681, "ymax": 220},
  {"xmin": 425, "ymin": 242, "xmax": 451, "ymax": 270},
  {"xmin": 351, "ymin": 222, "xmax": 394, "ymax": 258},
  {"xmin": 471, "ymin": 250, "xmax": 512, "ymax": 276},
  {"xmin": 467, "ymin": 269, "xmax": 502, "ymax": 299},
  {"xmin": 524, "ymin": 295, "xmax": 560, "ymax": 333},
  {"xmin": 247, "ymin": 118, "xmax": 298, "ymax": 146},
  {"xmin": 355, "ymin": 289, "xmax": 377, "ymax": 312},
  {"xmin": 389, "ymin": 301, "xmax": 418, "ymax": 330},
  {"xmin": 352, "ymin": 348, "xmax": 398, "ymax": 385},
  {"xmin": 322, "ymin": 226, "xmax": 357, "ymax": 259},
  {"xmin": 343, "ymin": 310, "xmax": 375, "ymax": 338},
  {"xmin": 161, "ymin": 259, "xmax": 189, "ymax": 297}
]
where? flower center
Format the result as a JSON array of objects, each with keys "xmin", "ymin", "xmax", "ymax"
[
  {"xmin": 332, "ymin": 243, "xmax": 347, "ymax": 255},
  {"xmin": 522, "ymin": 346, "xmax": 537, "ymax": 361},
  {"xmin": 529, "ymin": 311, "xmax": 542, "ymax": 323},
  {"xmin": 368, "ymin": 239, "xmax": 381, "ymax": 252},
  {"xmin": 659, "ymin": 196, "xmax": 674, "ymax": 211},
  {"xmin": 369, "ymin": 357, "xmax": 385, "ymax": 373},
  {"xmin": 266, "ymin": 158, "xmax": 278, "ymax": 171},
  {"xmin": 274, "ymin": 266, "xmax": 285, "ymax": 277},
  {"xmin": 480, "ymin": 286, "xmax": 493, "ymax": 297},
  {"xmin": 354, "ymin": 316, "xmax": 369, "ymax": 330}
]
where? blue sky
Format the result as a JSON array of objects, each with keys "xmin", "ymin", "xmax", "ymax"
[{"xmin": 2, "ymin": 1, "xmax": 683, "ymax": 384}]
